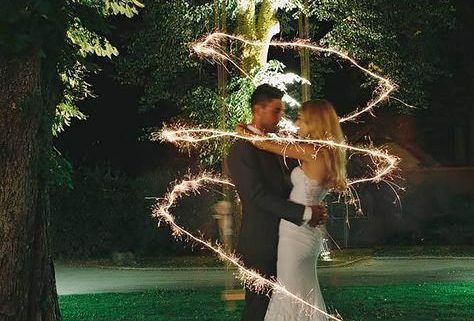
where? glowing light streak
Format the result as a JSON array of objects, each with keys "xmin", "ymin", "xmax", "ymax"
[
  {"xmin": 152, "ymin": 173, "xmax": 343, "ymax": 321},
  {"xmin": 191, "ymin": 32, "xmax": 396, "ymax": 123},
  {"xmin": 154, "ymin": 23, "xmax": 408, "ymax": 320},
  {"xmin": 155, "ymin": 127, "xmax": 399, "ymax": 186}
]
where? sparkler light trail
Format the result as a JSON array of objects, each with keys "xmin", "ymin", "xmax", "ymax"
[
  {"xmin": 152, "ymin": 125, "xmax": 399, "ymax": 319},
  {"xmin": 152, "ymin": 173, "xmax": 343, "ymax": 321},
  {"xmin": 155, "ymin": 127, "xmax": 399, "ymax": 186},
  {"xmin": 154, "ymin": 28, "xmax": 404, "ymax": 320},
  {"xmin": 191, "ymin": 32, "xmax": 397, "ymax": 123}
]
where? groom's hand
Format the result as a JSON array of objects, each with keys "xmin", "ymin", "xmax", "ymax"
[{"xmin": 308, "ymin": 204, "xmax": 328, "ymax": 227}]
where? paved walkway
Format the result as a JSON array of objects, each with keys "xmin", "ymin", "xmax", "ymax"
[{"xmin": 56, "ymin": 257, "xmax": 474, "ymax": 295}]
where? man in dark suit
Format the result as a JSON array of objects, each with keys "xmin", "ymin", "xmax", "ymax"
[{"xmin": 227, "ymin": 84, "xmax": 328, "ymax": 321}]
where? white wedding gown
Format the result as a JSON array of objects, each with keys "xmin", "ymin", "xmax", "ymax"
[{"xmin": 264, "ymin": 166, "xmax": 330, "ymax": 321}]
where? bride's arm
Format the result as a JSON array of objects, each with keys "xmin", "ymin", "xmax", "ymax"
[
  {"xmin": 253, "ymin": 139, "xmax": 322, "ymax": 162},
  {"xmin": 236, "ymin": 124, "xmax": 323, "ymax": 162}
]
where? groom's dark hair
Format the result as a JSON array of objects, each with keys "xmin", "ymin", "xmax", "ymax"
[{"xmin": 250, "ymin": 84, "xmax": 284, "ymax": 112}]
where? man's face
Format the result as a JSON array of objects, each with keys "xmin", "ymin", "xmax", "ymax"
[{"xmin": 253, "ymin": 99, "xmax": 284, "ymax": 133}]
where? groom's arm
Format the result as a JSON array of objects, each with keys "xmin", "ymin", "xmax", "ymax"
[{"xmin": 228, "ymin": 140, "xmax": 305, "ymax": 226}]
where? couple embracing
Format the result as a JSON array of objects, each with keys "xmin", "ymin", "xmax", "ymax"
[{"xmin": 228, "ymin": 84, "xmax": 347, "ymax": 321}]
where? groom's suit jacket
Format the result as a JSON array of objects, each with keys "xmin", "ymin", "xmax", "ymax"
[{"xmin": 227, "ymin": 139, "xmax": 306, "ymax": 277}]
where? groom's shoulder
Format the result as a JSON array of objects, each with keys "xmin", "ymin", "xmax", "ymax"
[{"xmin": 229, "ymin": 139, "xmax": 254, "ymax": 157}]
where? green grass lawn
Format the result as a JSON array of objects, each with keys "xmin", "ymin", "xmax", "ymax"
[{"xmin": 60, "ymin": 281, "xmax": 473, "ymax": 321}]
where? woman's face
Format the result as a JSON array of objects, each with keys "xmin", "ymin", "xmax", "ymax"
[{"xmin": 296, "ymin": 112, "xmax": 309, "ymax": 137}]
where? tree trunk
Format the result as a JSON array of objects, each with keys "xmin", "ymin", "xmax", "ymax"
[
  {"xmin": 215, "ymin": 0, "xmax": 228, "ymax": 127},
  {"xmin": 236, "ymin": 0, "xmax": 280, "ymax": 74},
  {"xmin": 0, "ymin": 55, "xmax": 61, "ymax": 321},
  {"xmin": 214, "ymin": 0, "xmax": 234, "ymax": 250},
  {"xmin": 298, "ymin": 0, "xmax": 311, "ymax": 101}
]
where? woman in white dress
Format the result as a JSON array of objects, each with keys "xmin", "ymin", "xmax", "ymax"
[{"xmin": 237, "ymin": 99, "xmax": 347, "ymax": 321}]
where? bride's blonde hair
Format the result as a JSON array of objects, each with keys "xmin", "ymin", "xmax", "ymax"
[{"xmin": 300, "ymin": 99, "xmax": 347, "ymax": 192}]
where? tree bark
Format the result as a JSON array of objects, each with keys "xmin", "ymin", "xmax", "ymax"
[
  {"xmin": 236, "ymin": 0, "xmax": 279, "ymax": 74},
  {"xmin": 298, "ymin": 0, "xmax": 311, "ymax": 101},
  {"xmin": 0, "ymin": 55, "xmax": 61, "ymax": 321}
]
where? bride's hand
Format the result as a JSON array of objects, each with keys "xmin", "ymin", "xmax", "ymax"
[{"xmin": 235, "ymin": 123, "xmax": 252, "ymax": 136}]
